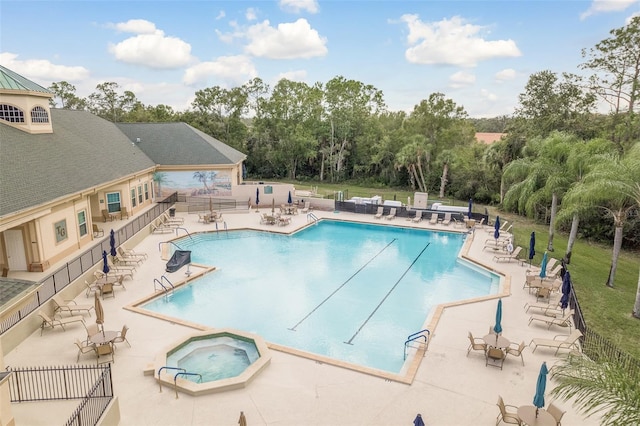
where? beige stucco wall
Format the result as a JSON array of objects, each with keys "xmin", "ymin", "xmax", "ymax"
[{"xmin": 0, "ymin": 91, "xmax": 53, "ymax": 135}]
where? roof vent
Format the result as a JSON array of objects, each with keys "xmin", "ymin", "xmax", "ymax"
[{"xmin": 136, "ymin": 137, "xmax": 141, "ymax": 143}]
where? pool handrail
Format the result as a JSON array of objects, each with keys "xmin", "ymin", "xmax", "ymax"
[
  {"xmin": 173, "ymin": 372, "xmax": 203, "ymax": 398},
  {"xmin": 214, "ymin": 221, "xmax": 228, "ymax": 232},
  {"xmin": 307, "ymin": 212, "xmax": 318, "ymax": 224},
  {"xmin": 404, "ymin": 329, "xmax": 430, "ymax": 360},
  {"xmin": 175, "ymin": 227, "xmax": 193, "ymax": 239},
  {"xmin": 157, "ymin": 366, "xmax": 185, "ymax": 393}
]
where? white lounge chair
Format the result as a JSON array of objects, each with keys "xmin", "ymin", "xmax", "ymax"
[
  {"xmin": 373, "ymin": 206, "xmax": 384, "ymax": 219},
  {"xmin": 384, "ymin": 208, "xmax": 396, "ymax": 220},
  {"xmin": 441, "ymin": 212, "xmax": 452, "ymax": 225},
  {"xmin": 528, "ymin": 309, "xmax": 574, "ymax": 330},
  {"xmin": 529, "ymin": 329, "xmax": 582, "ymax": 355},
  {"xmin": 38, "ymin": 311, "xmax": 85, "ymax": 335},
  {"xmin": 412, "ymin": 210, "xmax": 423, "ymax": 223},
  {"xmin": 52, "ymin": 295, "xmax": 94, "ymax": 317},
  {"xmin": 493, "ymin": 246, "xmax": 522, "ymax": 263},
  {"xmin": 429, "ymin": 213, "xmax": 438, "ymax": 224}
]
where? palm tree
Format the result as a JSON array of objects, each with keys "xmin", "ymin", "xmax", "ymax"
[
  {"xmin": 550, "ymin": 352, "xmax": 640, "ymax": 425},
  {"xmin": 559, "ymin": 149, "xmax": 639, "ymax": 288}
]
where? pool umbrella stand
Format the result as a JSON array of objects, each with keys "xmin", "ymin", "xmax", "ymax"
[{"xmin": 533, "ymin": 362, "xmax": 548, "ymax": 417}]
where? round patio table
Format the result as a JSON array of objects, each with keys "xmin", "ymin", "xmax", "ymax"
[
  {"xmin": 517, "ymin": 405, "xmax": 555, "ymax": 426},
  {"xmin": 483, "ymin": 334, "xmax": 510, "ymax": 349},
  {"xmin": 90, "ymin": 331, "xmax": 118, "ymax": 345}
]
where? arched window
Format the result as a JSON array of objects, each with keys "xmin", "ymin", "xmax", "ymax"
[
  {"xmin": 31, "ymin": 106, "xmax": 49, "ymax": 123},
  {"xmin": 0, "ymin": 104, "xmax": 25, "ymax": 123}
]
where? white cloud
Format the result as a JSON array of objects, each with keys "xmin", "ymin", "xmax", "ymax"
[
  {"xmin": 275, "ymin": 69, "xmax": 308, "ymax": 83},
  {"xmin": 246, "ymin": 8, "xmax": 258, "ymax": 21},
  {"xmin": 400, "ymin": 14, "xmax": 521, "ymax": 67},
  {"xmin": 244, "ymin": 19, "xmax": 327, "ymax": 59},
  {"xmin": 495, "ymin": 68, "xmax": 516, "ymax": 81},
  {"xmin": 480, "ymin": 88, "xmax": 498, "ymax": 101},
  {"xmin": 183, "ymin": 55, "xmax": 257, "ymax": 86},
  {"xmin": 580, "ymin": 0, "xmax": 638, "ymax": 20},
  {"xmin": 449, "ymin": 71, "xmax": 475, "ymax": 88},
  {"xmin": 109, "ymin": 19, "xmax": 158, "ymax": 34},
  {"xmin": 0, "ymin": 53, "xmax": 90, "ymax": 82},
  {"xmin": 107, "ymin": 20, "xmax": 193, "ymax": 69},
  {"xmin": 216, "ymin": 11, "xmax": 226, "ymax": 20},
  {"xmin": 279, "ymin": 0, "xmax": 319, "ymax": 14}
]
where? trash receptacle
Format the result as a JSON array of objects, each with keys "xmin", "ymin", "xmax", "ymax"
[{"xmin": 169, "ymin": 208, "xmax": 176, "ymax": 217}]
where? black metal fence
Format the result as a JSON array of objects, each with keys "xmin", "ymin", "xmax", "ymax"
[
  {"xmin": 0, "ymin": 193, "xmax": 177, "ymax": 335},
  {"xmin": 185, "ymin": 197, "xmax": 242, "ymax": 213}
]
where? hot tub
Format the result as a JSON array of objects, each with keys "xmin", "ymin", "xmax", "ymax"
[{"xmin": 152, "ymin": 329, "xmax": 271, "ymax": 396}]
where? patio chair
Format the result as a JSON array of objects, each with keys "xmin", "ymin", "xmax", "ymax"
[
  {"xmin": 485, "ymin": 346, "xmax": 506, "ymax": 369},
  {"xmin": 101, "ymin": 282, "xmax": 115, "ymax": 299},
  {"xmin": 528, "ymin": 309, "xmax": 574, "ymax": 330},
  {"xmin": 374, "ymin": 206, "xmax": 384, "ymax": 219},
  {"xmin": 85, "ymin": 279, "xmax": 100, "ymax": 298},
  {"xmin": 38, "ymin": 311, "xmax": 85, "ymax": 335},
  {"xmin": 493, "ymin": 246, "xmax": 523, "ymax": 263},
  {"xmin": 411, "ymin": 210, "xmax": 423, "ymax": 223},
  {"xmin": 52, "ymin": 295, "xmax": 94, "ymax": 317},
  {"xmin": 74, "ymin": 339, "xmax": 96, "ymax": 363},
  {"xmin": 526, "ymin": 258, "xmax": 559, "ymax": 276},
  {"xmin": 101, "ymin": 209, "xmax": 112, "ymax": 222},
  {"xmin": 120, "ymin": 206, "xmax": 129, "ymax": 219},
  {"xmin": 92, "ymin": 224, "xmax": 104, "ymax": 237},
  {"xmin": 441, "ymin": 212, "xmax": 452, "ymax": 225},
  {"xmin": 113, "ymin": 274, "xmax": 127, "ymax": 291},
  {"xmin": 496, "ymin": 396, "xmax": 522, "ymax": 425},
  {"xmin": 466, "ymin": 331, "xmax": 487, "ymax": 356},
  {"xmin": 506, "ymin": 341, "xmax": 526, "ymax": 366},
  {"xmin": 96, "ymin": 342, "xmax": 115, "ymax": 364},
  {"xmin": 83, "ymin": 323, "xmax": 101, "ymax": 343},
  {"xmin": 529, "ymin": 329, "xmax": 583, "ymax": 355},
  {"xmin": 429, "ymin": 213, "xmax": 438, "ymax": 224},
  {"xmin": 547, "ymin": 402, "xmax": 566, "ymax": 425},
  {"xmin": 113, "ymin": 325, "xmax": 131, "ymax": 348},
  {"xmin": 384, "ymin": 208, "xmax": 396, "ymax": 220}
]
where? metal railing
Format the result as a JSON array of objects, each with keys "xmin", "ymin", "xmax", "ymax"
[
  {"xmin": 186, "ymin": 197, "xmax": 242, "ymax": 213},
  {"xmin": 0, "ymin": 193, "xmax": 177, "ymax": 335}
]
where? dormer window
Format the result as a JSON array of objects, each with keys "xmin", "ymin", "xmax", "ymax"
[
  {"xmin": 0, "ymin": 104, "xmax": 25, "ymax": 123},
  {"xmin": 31, "ymin": 106, "xmax": 49, "ymax": 123}
]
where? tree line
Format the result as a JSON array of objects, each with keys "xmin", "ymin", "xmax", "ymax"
[{"xmin": 49, "ymin": 18, "xmax": 639, "ymax": 304}]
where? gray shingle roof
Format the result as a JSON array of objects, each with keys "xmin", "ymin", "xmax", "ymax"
[
  {"xmin": 0, "ymin": 109, "xmax": 156, "ymax": 217},
  {"xmin": 115, "ymin": 122, "xmax": 246, "ymax": 166},
  {"xmin": 0, "ymin": 65, "xmax": 51, "ymax": 94}
]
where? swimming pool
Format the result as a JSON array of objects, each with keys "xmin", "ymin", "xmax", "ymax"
[{"xmin": 143, "ymin": 220, "xmax": 499, "ymax": 374}]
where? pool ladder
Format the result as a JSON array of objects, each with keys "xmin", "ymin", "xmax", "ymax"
[
  {"xmin": 153, "ymin": 275, "xmax": 175, "ymax": 295},
  {"xmin": 157, "ymin": 366, "xmax": 202, "ymax": 398},
  {"xmin": 404, "ymin": 329, "xmax": 430, "ymax": 360},
  {"xmin": 307, "ymin": 213, "xmax": 318, "ymax": 224}
]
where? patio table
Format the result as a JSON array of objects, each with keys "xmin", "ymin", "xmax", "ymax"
[
  {"xmin": 483, "ymin": 334, "xmax": 510, "ymax": 349},
  {"xmin": 517, "ymin": 405, "xmax": 555, "ymax": 426}
]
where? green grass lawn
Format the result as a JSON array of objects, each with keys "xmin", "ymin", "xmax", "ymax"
[{"xmin": 283, "ymin": 180, "xmax": 640, "ymax": 359}]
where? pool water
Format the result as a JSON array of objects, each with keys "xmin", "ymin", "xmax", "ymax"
[{"xmin": 144, "ymin": 220, "xmax": 499, "ymax": 373}]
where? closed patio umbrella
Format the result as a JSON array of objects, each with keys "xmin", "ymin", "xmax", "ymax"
[
  {"xmin": 539, "ymin": 251, "xmax": 548, "ymax": 279},
  {"xmin": 94, "ymin": 292, "xmax": 105, "ymax": 334},
  {"xmin": 528, "ymin": 232, "xmax": 536, "ymax": 266},
  {"xmin": 109, "ymin": 229, "xmax": 117, "ymax": 257},
  {"xmin": 533, "ymin": 362, "xmax": 548, "ymax": 417},
  {"xmin": 102, "ymin": 251, "xmax": 110, "ymax": 275},
  {"xmin": 560, "ymin": 270, "xmax": 572, "ymax": 313},
  {"xmin": 238, "ymin": 411, "xmax": 247, "ymax": 426},
  {"xmin": 467, "ymin": 198, "xmax": 472, "ymax": 219},
  {"xmin": 288, "ymin": 191, "xmax": 292, "ymax": 205},
  {"xmin": 493, "ymin": 299, "xmax": 503, "ymax": 336},
  {"xmin": 255, "ymin": 188, "xmax": 260, "ymax": 207},
  {"xmin": 494, "ymin": 216, "xmax": 500, "ymax": 242}
]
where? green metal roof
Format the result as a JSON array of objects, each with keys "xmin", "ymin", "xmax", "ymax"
[{"xmin": 0, "ymin": 65, "xmax": 51, "ymax": 94}]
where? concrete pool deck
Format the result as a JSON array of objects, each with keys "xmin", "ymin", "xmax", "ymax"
[{"xmin": 5, "ymin": 208, "xmax": 602, "ymax": 425}]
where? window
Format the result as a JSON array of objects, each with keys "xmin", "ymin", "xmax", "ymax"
[
  {"xmin": 0, "ymin": 104, "xmax": 25, "ymax": 123},
  {"xmin": 106, "ymin": 192, "xmax": 121, "ymax": 213},
  {"xmin": 30, "ymin": 106, "xmax": 49, "ymax": 123},
  {"xmin": 77, "ymin": 210, "xmax": 87, "ymax": 237},
  {"xmin": 144, "ymin": 183, "xmax": 149, "ymax": 200},
  {"xmin": 131, "ymin": 188, "xmax": 137, "ymax": 207},
  {"xmin": 138, "ymin": 185, "xmax": 143, "ymax": 204}
]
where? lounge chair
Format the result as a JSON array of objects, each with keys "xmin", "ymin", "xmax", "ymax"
[
  {"xmin": 114, "ymin": 252, "xmax": 142, "ymax": 266},
  {"xmin": 374, "ymin": 206, "xmax": 384, "ymax": 219},
  {"xmin": 547, "ymin": 402, "xmax": 566, "ymax": 425},
  {"xmin": 466, "ymin": 331, "xmax": 486, "ymax": 356},
  {"xmin": 113, "ymin": 325, "xmax": 131, "ymax": 348},
  {"xmin": 106, "ymin": 258, "xmax": 136, "ymax": 277},
  {"xmin": 506, "ymin": 341, "xmax": 526, "ymax": 366},
  {"xmin": 151, "ymin": 223, "xmax": 175, "ymax": 234},
  {"xmin": 529, "ymin": 309, "xmax": 575, "ymax": 331},
  {"xmin": 486, "ymin": 220, "xmax": 509, "ymax": 233},
  {"xmin": 523, "ymin": 300, "xmax": 562, "ymax": 315},
  {"xmin": 92, "ymin": 224, "xmax": 104, "ymax": 237},
  {"xmin": 384, "ymin": 208, "xmax": 396, "ymax": 220},
  {"xmin": 52, "ymin": 295, "xmax": 94, "ymax": 317},
  {"xmin": 161, "ymin": 212, "xmax": 183, "ymax": 225},
  {"xmin": 118, "ymin": 246, "xmax": 148, "ymax": 260},
  {"xmin": 529, "ymin": 329, "xmax": 583, "ymax": 355},
  {"xmin": 301, "ymin": 201, "xmax": 311, "ymax": 213},
  {"xmin": 526, "ymin": 257, "xmax": 559, "ymax": 276},
  {"xmin": 74, "ymin": 339, "xmax": 96, "ymax": 363},
  {"xmin": 452, "ymin": 217, "xmax": 465, "ymax": 228},
  {"xmin": 429, "ymin": 213, "xmax": 438, "ymax": 224},
  {"xmin": 411, "ymin": 210, "xmax": 423, "ymax": 223},
  {"xmin": 38, "ymin": 311, "xmax": 85, "ymax": 335},
  {"xmin": 441, "ymin": 212, "xmax": 452, "ymax": 225},
  {"xmin": 496, "ymin": 396, "xmax": 521, "ymax": 425},
  {"xmin": 493, "ymin": 246, "xmax": 522, "ymax": 263}
]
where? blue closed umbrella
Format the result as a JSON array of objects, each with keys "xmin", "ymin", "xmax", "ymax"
[
  {"xmin": 533, "ymin": 362, "xmax": 549, "ymax": 414},
  {"xmin": 560, "ymin": 270, "xmax": 572, "ymax": 312},
  {"xmin": 493, "ymin": 299, "xmax": 503, "ymax": 335},
  {"xmin": 539, "ymin": 251, "xmax": 548, "ymax": 279},
  {"xmin": 494, "ymin": 216, "xmax": 500, "ymax": 241},
  {"xmin": 528, "ymin": 232, "xmax": 536, "ymax": 266},
  {"xmin": 255, "ymin": 187, "xmax": 260, "ymax": 206},
  {"xmin": 467, "ymin": 198, "xmax": 473, "ymax": 219},
  {"xmin": 109, "ymin": 229, "xmax": 117, "ymax": 257},
  {"xmin": 287, "ymin": 191, "xmax": 292, "ymax": 205},
  {"xmin": 102, "ymin": 250, "xmax": 110, "ymax": 275}
]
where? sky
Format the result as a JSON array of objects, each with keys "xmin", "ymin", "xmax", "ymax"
[{"xmin": 1, "ymin": 0, "xmax": 639, "ymax": 118}]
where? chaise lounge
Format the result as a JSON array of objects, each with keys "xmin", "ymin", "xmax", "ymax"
[
  {"xmin": 38, "ymin": 311, "xmax": 85, "ymax": 335},
  {"xmin": 528, "ymin": 309, "xmax": 574, "ymax": 330},
  {"xmin": 529, "ymin": 329, "xmax": 583, "ymax": 355}
]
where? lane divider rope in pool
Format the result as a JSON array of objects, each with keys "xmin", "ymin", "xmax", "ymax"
[
  {"xmin": 288, "ymin": 238, "xmax": 398, "ymax": 332},
  {"xmin": 344, "ymin": 242, "xmax": 431, "ymax": 345}
]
